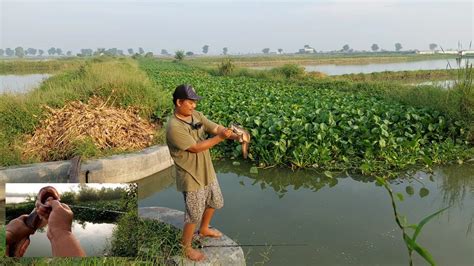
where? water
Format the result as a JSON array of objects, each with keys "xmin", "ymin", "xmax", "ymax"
[
  {"xmin": 138, "ymin": 162, "xmax": 474, "ymax": 265},
  {"xmin": 250, "ymin": 59, "xmax": 469, "ymax": 76},
  {"xmin": 414, "ymin": 80, "xmax": 456, "ymax": 89},
  {"xmin": 24, "ymin": 221, "xmax": 115, "ymax": 257},
  {"xmin": 5, "ymin": 196, "xmax": 30, "ymax": 204},
  {"xmin": 0, "ymin": 74, "xmax": 51, "ymax": 93}
]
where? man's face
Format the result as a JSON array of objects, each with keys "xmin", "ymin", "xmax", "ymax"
[{"xmin": 176, "ymin": 99, "xmax": 197, "ymax": 116}]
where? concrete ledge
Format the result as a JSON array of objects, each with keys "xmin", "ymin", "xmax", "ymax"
[
  {"xmin": 0, "ymin": 145, "xmax": 174, "ymax": 200},
  {"xmin": 139, "ymin": 207, "xmax": 246, "ymax": 266}
]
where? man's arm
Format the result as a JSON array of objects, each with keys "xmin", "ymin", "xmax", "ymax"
[
  {"xmin": 212, "ymin": 125, "xmax": 240, "ymax": 141},
  {"xmin": 186, "ymin": 126, "xmax": 233, "ymax": 153}
]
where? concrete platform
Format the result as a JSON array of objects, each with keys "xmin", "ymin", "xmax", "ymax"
[{"xmin": 139, "ymin": 206, "xmax": 246, "ymax": 266}]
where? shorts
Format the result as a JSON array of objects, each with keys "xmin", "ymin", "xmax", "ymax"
[{"xmin": 182, "ymin": 179, "xmax": 224, "ymax": 224}]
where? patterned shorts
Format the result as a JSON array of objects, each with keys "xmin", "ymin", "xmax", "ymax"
[{"xmin": 182, "ymin": 179, "xmax": 224, "ymax": 224}]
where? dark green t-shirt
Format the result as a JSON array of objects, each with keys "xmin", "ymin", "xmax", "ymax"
[{"xmin": 166, "ymin": 111, "xmax": 219, "ymax": 192}]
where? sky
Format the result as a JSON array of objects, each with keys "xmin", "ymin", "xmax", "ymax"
[{"xmin": 1, "ymin": 0, "xmax": 472, "ymax": 54}]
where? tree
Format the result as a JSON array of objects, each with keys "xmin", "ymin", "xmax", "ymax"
[
  {"xmin": 262, "ymin": 48, "xmax": 270, "ymax": 54},
  {"xmin": 186, "ymin": 51, "xmax": 194, "ymax": 56},
  {"xmin": 161, "ymin": 49, "xmax": 169, "ymax": 55},
  {"xmin": 202, "ymin": 45, "xmax": 209, "ymax": 54},
  {"xmin": 56, "ymin": 48, "xmax": 63, "ymax": 56},
  {"xmin": 48, "ymin": 47, "xmax": 56, "ymax": 56},
  {"xmin": 0, "ymin": 49, "xmax": 4, "ymax": 56},
  {"xmin": 145, "ymin": 52, "xmax": 154, "ymax": 58},
  {"xmin": 26, "ymin": 48, "xmax": 37, "ymax": 56},
  {"xmin": 342, "ymin": 44, "xmax": 350, "ymax": 52},
  {"xmin": 66, "ymin": 51, "xmax": 72, "ymax": 56},
  {"xmin": 138, "ymin": 47, "xmax": 145, "ymax": 54},
  {"xmin": 80, "ymin": 49, "xmax": 93, "ymax": 56},
  {"xmin": 278, "ymin": 48, "xmax": 283, "ymax": 54},
  {"xmin": 15, "ymin": 47, "xmax": 25, "ymax": 58},
  {"xmin": 223, "ymin": 47, "xmax": 228, "ymax": 55},
  {"xmin": 38, "ymin": 49, "xmax": 44, "ymax": 56},
  {"xmin": 105, "ymin": 48, "xmax": 118, "ymax": 56},
  {"xmin": 429, "ymin": 43, "xmax": 438, "ymax": 51},
  {"xmin": 127, "ymin": 48, "xmax": 134, "ymax": 55},
  {"xmin": 304, "ymin": 44, "xmax": 310, "ymax": 48},
  {"xmin": 371, "ymin": 43, "xmax": 379, "ymax": 52},
  {"xmin": 175, "ymin": 50, "xmax": 185, "ymax": 61},
  {"xmin": 395, "ymin": 43, "xmax": 403, "ymax": 51},
  {"xmin": 6, "ymin": 48, "xmax": 14, "ymax": 56}
]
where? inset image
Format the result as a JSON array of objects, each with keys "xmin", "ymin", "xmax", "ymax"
[{"xmin": 5, "ymin": 183, "xmax": 137, "ymax": 257}]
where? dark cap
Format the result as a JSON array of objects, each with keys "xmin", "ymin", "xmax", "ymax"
[{"xmin": 173, "ymin": 84, "xmax": 202, "ymax": 102}]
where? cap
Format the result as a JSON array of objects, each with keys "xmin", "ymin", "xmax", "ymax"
[{"xmin": 173, "ymin": 84, "xmax": 202, "ymax": 101}]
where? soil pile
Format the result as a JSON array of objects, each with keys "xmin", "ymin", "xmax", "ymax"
[{"xmin": 23, "ymin": 97, "xmax": 156, "ymax": 161}]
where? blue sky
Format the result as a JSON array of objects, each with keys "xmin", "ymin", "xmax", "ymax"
[{"xmin": 1, "ymin": 0, "xmax": 472, "ymax": 54}]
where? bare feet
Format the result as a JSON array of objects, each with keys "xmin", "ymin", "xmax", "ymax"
[
  {"xmin": 199, "ymin": 227, "xmax": 223, "ymax": 238},
  {"xmin": 184, "ymin": 246, "xmax": 205, "ymax": 261}
]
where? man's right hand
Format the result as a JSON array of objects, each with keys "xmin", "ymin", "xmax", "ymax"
[{"xmin": 45, "ymin": 199, "xmax": 74, "ymax": 241}]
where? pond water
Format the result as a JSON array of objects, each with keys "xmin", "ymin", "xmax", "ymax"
[
  {"xmin": 24, "ymin": 221, "xmax": 115, "ymax": 257},
  {"xmin": 413, "ymin": 80, "xmax": 456, "ymax": 89},
  {"xmin": 138, "ymin": 161, "xmax": 474, "ymax": 265},
  {"xmin": 250, "ymin": 59, "xmax": 469, "ymax": 76},
  {"xmin": 0, "ymin": 74, "xmax": 51, "ymax": 94}
]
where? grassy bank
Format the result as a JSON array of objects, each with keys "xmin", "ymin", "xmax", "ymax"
[
  {"xmin": 334, "ymin": 69, "xmax": 459, "ymax": 82},
  {"xmin": 185, "ymin": 53, "xmax": 456, "ymax": 67},
  {"xmin": 0, "ymin": 58, "xmax": 85, "ymax": 74},
  {"xmin": 0, "ymin": 58, "xmax": 168, "ymax": 166}
]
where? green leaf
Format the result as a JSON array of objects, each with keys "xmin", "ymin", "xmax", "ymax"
[
  {"xmin": 379, "ymin": 138, "xmax": 386, "ymax": 148},
  {"xmin": 396, "ymin": 193, "xmax": 404, "ymax": 202},
  {"xmin": 412, "ymin": 206, "xmax": 450, "ymax": 241},
  {"xmin": 232, "ymin": 161, "xmax": 241, "ymax": 166},
  {"xmin": 406, "ymin": 185, "xmax": 414, "ymax": 196},
  {"xmin": 250, "ymin": 166, "xmax": 259, "ymax": 174},
  {"xmin": 419, "ymin": 187, "xmax": 429, "ymax": 198},
  {"xmin": 323, "ymin": 171, "xmax": 333, "ymax": 178},
  {"xmin": 403, "ymin": 234, "xmax": 436, "ymax": 265}
]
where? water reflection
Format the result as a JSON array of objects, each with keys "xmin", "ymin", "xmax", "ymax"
[
  {"xmin": 138, "ymin": 161, "xmax": 474, "ymax": 265},
  {"xmin": 24, "ymin": 221, "xmax": 115, "ymax": 257},
  {"xmin": 0, "ymin": 74, "xmax": 50, "ymax": 93}
]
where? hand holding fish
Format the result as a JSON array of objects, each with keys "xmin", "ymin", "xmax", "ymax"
[{"xmin": 218, "ymin": 127, "xmax": 233, "ymax": 139}]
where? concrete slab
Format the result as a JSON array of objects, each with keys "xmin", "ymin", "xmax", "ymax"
[{"xmin": 139, "ymin": 207, "xmax": 246, "ymax": 266}]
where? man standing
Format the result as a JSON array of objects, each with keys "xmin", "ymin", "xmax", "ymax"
[{"xmin": 166, "ymin": 84, "xmax": 238, "ymax": 261}]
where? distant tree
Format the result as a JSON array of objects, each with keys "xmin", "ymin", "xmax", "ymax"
[
  {"xmin": 145, "ymin": 52, "xmax": 154, "ymax": 58},
  {"xmin": 429, "ymin": 43, "xmax": 438, "ymax": 51},
  {"xmin": 186, "ymin": 51, "xmax": 194, "ymax": 56},
  {"xmin": 223, "ymin": 47, "xmax": 228, "ymax": 55},
  {"xmin": 161, "ymin": 49, "xmax": 169, "ymax": 55},
  {"xmin": 278, "ymin": 48, "xmax": 283, "ymax": 54},
  {"xmin": 127, "ymin": 48, "xmax": 134, "ymax": 55},
  {"xmin": 6, "ymin": 48, "xmax": 14, "ymax": 57},
  {"xmin": 138, "ymin": 47, "xmax": 145, "ymax": 54},
  {"xmin": 371, "ymin": 43, "xmax": 379, "ymax": 52},
  {"xmin": 26, "ymin": 48, "xmax": 37, "ymax": 56},
  {"xmin": 304, "ymin": 44, "xmax": 310, "ymax": 48},
  {"xmin": 202, "ymin": 45, "xmax": 209, "ymax": 54},
  {"xmin": 105, "ymin": 48, "xmax": 118, "ymax": 56},
  {"xmin": 66, "ymin": 51, "xmax": 72, "ymax": 56},
  {"xmin": 15, "ymin": 47, "xmax": 25, "ymax": 58},
  {"xmin": 0, "ymin": 49, "xmax": 4, "ymax": 56},
  {"xmin": 262, "ymin": 48, "xmax": 270, "ymax": 54},
  {"xmin": 48, "ymin": 47, "xmax": 56, "ymax": 56},
  {"xmin": 80, "ymin": 49, "xmax": 93, "ymax": 56},
  {"xmin": 342, "ymin": 44, "xmax": 350, "ymax": 52},
  {"xmin": 117, "ymin": 50, "xmax": 124, "ymax": 56},
  {"xmin": 38, "ymin": 49, "xmax": 44, "ymax": 56},
  {"xmin": 395, "ymin": 43, "xmax": 403, "ymax": 51},
  {"xmin": 175, "ymin": 50, "xmax": 185, "ymax": 61},
  {"xmin": 56, "ymin": 48, "xmax": 63, "ymax": 56}
]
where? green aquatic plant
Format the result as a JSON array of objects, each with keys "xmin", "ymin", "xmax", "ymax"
[{"xmin": 376, "ymin": 176, "xmax": 450, "ymax": 266}]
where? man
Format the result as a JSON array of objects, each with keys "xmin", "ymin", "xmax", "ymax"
[{"xmin": 166, "ymin": 84, "xmax": 239, "ymax": 261}]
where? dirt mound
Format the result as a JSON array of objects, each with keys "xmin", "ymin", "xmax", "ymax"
[{"xmin": 23, "ymin": 97, "xmax": 156, "ymax": 161}]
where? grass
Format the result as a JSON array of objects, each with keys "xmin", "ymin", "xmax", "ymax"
[
  {"xmin": 0, "ymin": 58, "xmax": 84, "ymax": 74},
  {"xmin": 0, "ymin": 58, "xmax": 169, "ymax": 166}
]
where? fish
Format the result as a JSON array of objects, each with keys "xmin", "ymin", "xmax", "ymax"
[
  {"xmin": 8, "ymin": 186, "xmax": 60, "ymax": 257},
  {"xmin": 230, "ymin": 123, "xmax": 251, "ymax": 159}
]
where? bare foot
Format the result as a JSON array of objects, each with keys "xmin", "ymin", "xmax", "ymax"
[
  {"xmin": 199, "ymin": 227, "xmax": 223, "ymax": 238},
  {"xmin": 184, "ymin": 246, "xmax": 205, "ymax": 261}
]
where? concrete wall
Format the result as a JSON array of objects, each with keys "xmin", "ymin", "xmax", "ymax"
[{"xmin": 0, "ymin": 145, "xmax": 174, "ymax": 200}]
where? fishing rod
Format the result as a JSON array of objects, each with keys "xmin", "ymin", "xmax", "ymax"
[{"xmin": 198, "ymin": 243, "xmax": 308, "ymax": 248}]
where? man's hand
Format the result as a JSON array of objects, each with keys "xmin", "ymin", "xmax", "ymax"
[
  {"xmin": 45, "ymin": 199, "xmax": 74, "ymax": 241},
  {"xmin": 217, "ymin": 127, "xmax": 232, "ymax": 139},
  {"xmin": 6, "ymin": 215, "xmax": 35, "ymax": 257}
]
